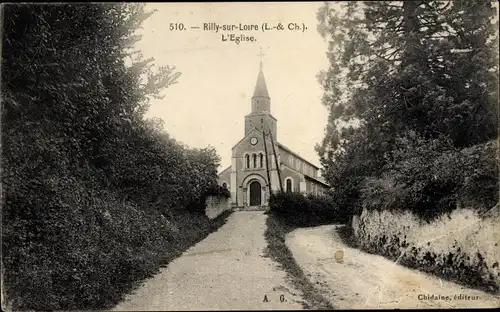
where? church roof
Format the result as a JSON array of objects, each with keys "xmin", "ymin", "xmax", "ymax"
[
  {"xmin": 230, "ymin": 128, "xmax": 322, "ymax": 170},
  {"xmin": 252, "ymin": 66, "xmax": 270, "ymax": 98},
  {"xmin": 277, "ymin": 142, "xmax": 320, "ymax": 170},
  {"xmin": 218, "ymin": 165, "xmax": 231, "ymax": 175},
  {"xmin": 231, "ymin": 127, "xmax": 265, "ymax": 150},
  {"xmin": 304, "ymin": 174, "xmax": 330, "ymax": 187}
]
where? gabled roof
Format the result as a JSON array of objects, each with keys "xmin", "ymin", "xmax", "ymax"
[
  {"xmin": 282, "ymin": 162, "xmax": 329, "ymax": 187},
  {"xmin": 231, "ymin": 127, "xmax": 265, "ymax": 150},
  {"xmin": 304, "ymin": 174, "xmax": 330, "ymax": 187},
  {"xmin": 277, "ymin": 142, "xmax": 320, "ymax": 170},
  {"xmin": 231, "ymin": 132, "xmax": 321, "ymax": 170},
  {"xmin": 219, "ymin": 166, "xmax": 231, "ymax": 176}
]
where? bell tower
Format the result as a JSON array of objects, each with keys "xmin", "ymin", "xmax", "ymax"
[{"xmin": 244, "ymin": 48, "xmax": 277, "ymax": 140}]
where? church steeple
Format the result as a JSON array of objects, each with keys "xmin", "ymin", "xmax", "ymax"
[
  {"xmin": 245, "ymin": 52, "xmax": 277, "ymax": 140},
  {"xmin": 251, "ymin": 56, "xmax": 271, "ymax": 113},
  {"xmin": 252, "ymin": 66, "xmax": 270, "ymax": 99}
]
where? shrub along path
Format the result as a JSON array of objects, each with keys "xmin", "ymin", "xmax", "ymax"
[
  {"xmin": 112, "ymin": 211, "xmax": 304, "ymax": 311},
  {"xmin": 285, "ymin": 224, "xmax": 500, "ymax": 309}
]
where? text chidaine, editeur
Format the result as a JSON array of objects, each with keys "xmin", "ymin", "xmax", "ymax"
[{"xmin": 418, "ymin": 294, "xmax": 480, "ymax": 301}]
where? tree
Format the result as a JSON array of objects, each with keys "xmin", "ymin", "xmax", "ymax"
[
  {"xmin": 1, "ymin": 4, "xmax": 230, "ymax": 310},
  {"xmin": 2, "ymin": 4, "xmax": 181, "ymax": 184},
  {"xmin": 316, "ymin": 1, "xmax": 498, "ymax": 217}
]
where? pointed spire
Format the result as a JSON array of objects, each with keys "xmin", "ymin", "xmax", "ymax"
[
  {"xmin": 253, "ymin": 47, "xmax": 270, "ymax": 98},
  {"xmin": 253, "ymin": 63, "xmax": 270, "ymax": 99}
]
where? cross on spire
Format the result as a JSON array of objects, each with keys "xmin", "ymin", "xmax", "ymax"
[{"xmin": 258, "ymin": 46, "xmax": 266, "ymax": 69}]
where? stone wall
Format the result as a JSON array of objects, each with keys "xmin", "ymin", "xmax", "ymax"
[
  {"xmin": 351, "ymin": 207, "xmax": 500, "ymax": 294},
  {"xmin": 205, "ymin": 195, "xmax": 232, "ymax": 219}
]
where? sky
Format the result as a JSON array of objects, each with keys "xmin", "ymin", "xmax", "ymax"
[{"xmin": 135, "ymin": 2, "xmax": 335, "ymax": 172}]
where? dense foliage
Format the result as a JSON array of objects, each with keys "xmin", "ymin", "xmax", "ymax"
[
  {"xmin": 2, "ymin": 3, "xmax": 228, "ymax": 310},
  {"xmin": 316, "ymin": 1, "xmax": 499, "ymax": 221},
  {"xmin": 268, "ymin": 191, "xmax": 349, "ymax": 227}
]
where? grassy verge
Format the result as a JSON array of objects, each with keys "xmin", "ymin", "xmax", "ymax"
[
  {"xmin": 263, "ymin": 213, "xmax": 334, "ymax": 310},
  {"xmin": 335, "ymin": 223, "xmax": 360, "ymax": 249}
]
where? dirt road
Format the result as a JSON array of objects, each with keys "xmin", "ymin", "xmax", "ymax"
[
  {"xmin": 286, "ymin": 224, "xmax": 500, "ymax": 309},
  {"xmin": 112, "ymin": 211, "xmax": 304, "ymax": 311}
]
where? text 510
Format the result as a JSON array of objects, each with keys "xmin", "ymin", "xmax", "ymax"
[{"xmin": 169, "ymin": 23, "xmax": 186, "ymax": 31}]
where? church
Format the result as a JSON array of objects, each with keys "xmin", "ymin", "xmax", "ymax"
[{"xmin": 218, "ymin": 61, "xmax": 330, "ymax": 209}]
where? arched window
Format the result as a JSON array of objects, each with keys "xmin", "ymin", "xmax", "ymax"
[
  {"xmin": 286, "ymin": 178, "xmax": 292, "ymax": 192},
  {"xmin": 246, "ymin": 154, "xmax": 250, "ymax": 168},
  {"xmin": 260, "ymin": 154, "xmax": 264, "ymax": 168},
  {"xmin": 253, "ymin": 154, "xmax": 257, "ymax": 168}
]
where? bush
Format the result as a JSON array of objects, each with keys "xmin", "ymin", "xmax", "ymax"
[
  {"xmin": 268, "ymin": 191, "xmax": 349, "ymax": 227},
  {"xmin": 207, "ymin": 184, "xmax": 231, "ymax": 198},
  {"xmin": 457, "ymin": 140, "xmax": 499, "ymax": 211},
  {"xmin": 2, "ymin": 168, "xmax": 233, "ymax": 310},
  {"xmin": 360, "ymin": 138, "xmax": 498, "ymax": 221}
]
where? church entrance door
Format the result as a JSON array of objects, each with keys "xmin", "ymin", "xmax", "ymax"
[{"xmin": 249, "ymin": 181, "xmax": 262, "ymax": 206}]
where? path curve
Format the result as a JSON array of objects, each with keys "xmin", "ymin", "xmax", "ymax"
[
  {"xmin": 112, "ymin": 211, "xmax": 303, "ymax": 311},
  {"xmin": 286, "ymin": 224, "xmax": 500, "ymax": 309}
]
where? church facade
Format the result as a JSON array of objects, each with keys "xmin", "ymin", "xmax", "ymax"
[{"xmin": 218, "ymin": 63, "xmax": 330, "ymax": 208}]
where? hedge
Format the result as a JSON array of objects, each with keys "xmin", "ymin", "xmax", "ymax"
[{"xmin": 268, "ymin": 191, "xmax": 349, "ymax": 227}]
